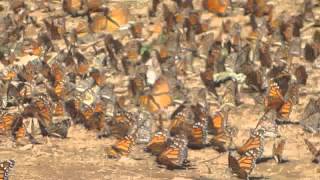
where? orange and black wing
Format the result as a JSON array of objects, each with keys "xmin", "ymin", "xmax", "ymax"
[
  {"xmin": 157, "ymin": 138, "xmax": 188, "ymax": 169},
  {"xmin": 0, "ymin": 160, "xmax": 15, "ymax": 180},
  {"xmin": 209, "ymin": 111, "xmax": 225, "ymax": 135},
  {"xmin": 264, "ymin": 82, "xmax": 284, "ymax": 110},
  {"xmin": 139, "ymin": 77, "xmax": 172, "ymax": 113},
  {"xmin": 145, "ymin": 131, "xmax": 168, "ymax": 155},
  {"xmin": 229, "ymin": 153, "xmax": 255, "ymax": 179},
  {"xmin": 278, "ymin": 99, "xmax": 293, "ymax": 119},
  {"xmin": 237, "ymin": 134, "xmax": 264, "ymax": 158},
  {"xmin": 203, "ymin": 0, "xmax": 229, "ymax": 15},
  {"xmin": 112, "ymin": 135, "xmax": 135, "ymax": 156},
  {"xmin": 188, "ymin": 122, "xmax": 208, "ymax": 149},
  {"xmin": 210, "ymin": 132, "xmax": 230, "ymax": 152}
]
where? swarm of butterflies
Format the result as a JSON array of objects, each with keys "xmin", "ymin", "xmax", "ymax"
[{"xmin": 0, "ymin": 0, "xmax": 320, "ymax": 179}]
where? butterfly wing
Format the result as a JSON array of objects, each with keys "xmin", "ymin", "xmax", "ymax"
[
  {"xmin": 112, "ymin": 135, "xmax": 135, "ymax": 156},
  {"xmin": 229, "ymin": 153, "xmax": 255, "ymax": 179},
  {"xmin": 278, "ymin": 100, "xmax": 293, "ymax": 119},
  {"xmin": 304, "ymin": 139, "xmax": 319, "ymax": 157},
  {"xmin": 145, "ymin": 131, "xmax": 168, "ymax": 155},
  {"xmin": 0, "ymin": 160, "xmax": 15, "ymax": 180},
  {"xmin": 264, "ymin": 82, "xmax": 284, "ymax": 110},
  {"xmin": 273, "ymin": 139, "xmax": 286, "ymax": 163},
  {"xmin": 237, "ymin": 132, "xmax": 264, "ymax": 159},
  {"xmin": 210, "ymin": 112, "xmax": 225, "ymax": 135},
  {"xmin": 188, "ymin": 122, "xmax": 208, "ymax": 148}
]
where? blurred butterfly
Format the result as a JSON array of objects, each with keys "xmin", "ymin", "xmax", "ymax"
[
  {"xmin": 273, "ymin": 139, "xmax": 286, "ymax": 163},
  {"xmin": 110, "ymin": 109, "xmax": 136, "ymax": 138},
  {"xmin": 107, "ymin": 135, "xmax": 135, "ymax": 159},
  {"xmin": 191, "ymin": 103, "xmax": 209, "ymax": 124},
  {"xmin": 228, "ymin": 152, "xmax": 256, "ymax": 179},
  {"xmin": 0, "ymin": 113, "xmax": 19, "ymax": 135},
  {"xmin": 174, "ymin": 0, "xmax": 194, "ymax": 10},
  {"xmin": 149, "ymin": 0, "xmax": 160, "ymax": 16},
  {"xmin": 294, "ymin": 65, "xmax": 308, "ymax": 85},
  {"xmin": 255, "ymin": 110, "xmax": 279, "ymax": 138},
  {"xmin": 129, "ymin": 22, "xmax": 143, "ymax": 38},
  {"xmin": 169, "ymin": 104, "xmax": 191, "ymax": 136},
  {"xmin": 304, "ymin": 43, "xmax": 318, "ymax": 62},
  {"xmin": 210, "ymin": 132, "xmax": 231, "ymax": 153},
  {"xmin": 139, "ymin": 76, "xmax": 172, "ymax": 113},
  {"xmin": 79, "ymin": 104, "xmax": 105, "ymax": 130},
  {"xmin": 0, "ymin": 160, "xmax": 15, "ymax": 180},
  {"xmin": 53, "ymin": 101, "xmax": 66, "ymax": 117},
  {"xmin": 188, "ymin": 121, "xmax": 208, "ymax": 149},
  {"xmin": 157, "ymin": 136, "xmax": 190, "ymax": 169},
  {"xmin": 258, "ymin": 42, "xmax": 272, "ymax": 68},
  {"xmin": 203, "ymin": 0, "xmax": 229, "ymax": 15},
  {"xmin": 200, "ymin": 69, "xmax": 219, "ymax": 97},
  {"xmin": 209, "ymin": 111, "xmax": 226, "ymax": 135},
  {"xmin": 33, "ymin": 97, "xmax": 53, "ymax": 128},
  {"xmin": 145, "ymin": 131, "xmax": 169, "ymax": 155},
  {"xmin": 89, "ymin": 68, "xmax": 106, "ymax": 87},
  {"xmin": 43, "ymin": 18, "xmax": 65, "ymax": 40},
  {"xmin": 304, "ymin": 139, "xmax": 320, "ymax": 163}
]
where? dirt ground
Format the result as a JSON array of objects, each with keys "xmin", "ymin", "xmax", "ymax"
[{"xmin": 0, "ymin": 0, "xmax": 320, "ymax": 179}]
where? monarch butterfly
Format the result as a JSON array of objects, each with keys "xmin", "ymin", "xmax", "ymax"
[
  {"xmin": 129, "ymin": 75, "xmax": 145, "ymax": 98},
  {"xmin": 110, "ymin": 110, "xmax": 136, "ymax": 138},
  {"xmin": 209, "ymin": 111, "xmax": 225, "ymax": 135},
  {"xmin": 245, "ymin": 0, "xmax": 269, "ymax": 17},
  {"xmin": 43, "ymin": 18, "xmax": 64, "ymax": 40},
  {"xmin": 90, "ymin": 69, "xmax": 105, "ymax": 87},
  {"xmin": 33, "ymin": 98, "xmax": 52, "ymax": 127},
  {"xmin": 264, "ymin": 81, "xmax": 293, "ymax": 120},
  {"xmin": 228, "ymin": 152, "xmax": 256, "ymax": 179},
  {"xmin": 304, "ymin": 139, "xmax": 320, "ymax": 163},
  {"xmin": 277, "ymin": 99, "xmax": 293, "ymax": 120},
  {"xmin": 139, "ymin": 76, "xmax": 172, "ymax": 113},
  {"xmin": 129, "ymin": 22, "xmax": 143, "ymax": 38},
  {"xmin": 1, "ymin": 70, "xmax": 17, "ymax": 81},
  {"xmin": 304, "ymin": 43, "xmax": 317, "ymax": 62},
  {"xmin": 0, "ymin": 113, "xmax": 20, "ymax": 135},
  {"xmin": 294, "ymin": 65, "xmax": 308, "ymax": 85},
  {"xmin": 157, "ymin": 136, "xmax": 189, "ymax": 169},
  {"xmin": 210, "ymin": 132, "xmax": 231, "ymax": 153},
  {"xmin": 51, "ymin": 63, "xmax": 64, "ymax": 84},
  {"xmin": 264, "ymin": 82, "xmax": 284, "ymax": 110},
  {"xmin": 273, "ymin": 139, "xmax": 286, "ymax": 163},
  {"xmin": 191, "ymin": 103, "xmax": 208, "ymax": 124},
  {"xmin": 107, "ymin": 135, "xmax": 135, "ymax": 158},
  {"xmin": 237, "ymin": 130, "xmax": 264, "ymax": 159},
  {"xmin": 148, "ymin": 0, "xmax": 160, "ymax": 17},
  {"xmin": 145, "ymin": 131, "xmax": 169, "ymax": 155},
  {"xmin": 126, "ymin": 40, "xmax": 141, "ymax": 63},
  {"xmin": 200, "ymin": 69, "xmax": 218, "ymax": 97},
  {"xmin": 53, "ymin": 101, "xmax": 66, "ymax": 117},
  {"xmin": 258, "ymin": 43, "xmax": 272, "ymax": 68},
  {"xmin": 255, "ymin": 110, "xmax": 279, "ymax": 138},
  {"xmin": 203, "ymin": 0, "xmax": 229, "ymax": 15},
  {"xmin": 0, "ymin": 160, "xmax": 15, "ymax": 180},
  {"xmin": 188, "ymin": 122, "xmax": 208, "ymax": 149},
  {"xmin": 169, "ymin": 104, "xmax": 189, "ymax": 136}
]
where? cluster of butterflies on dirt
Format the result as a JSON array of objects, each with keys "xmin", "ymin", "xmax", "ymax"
[{"xmin": 0, "ymin": 0, "xmax": 320, "ymax": 179}]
